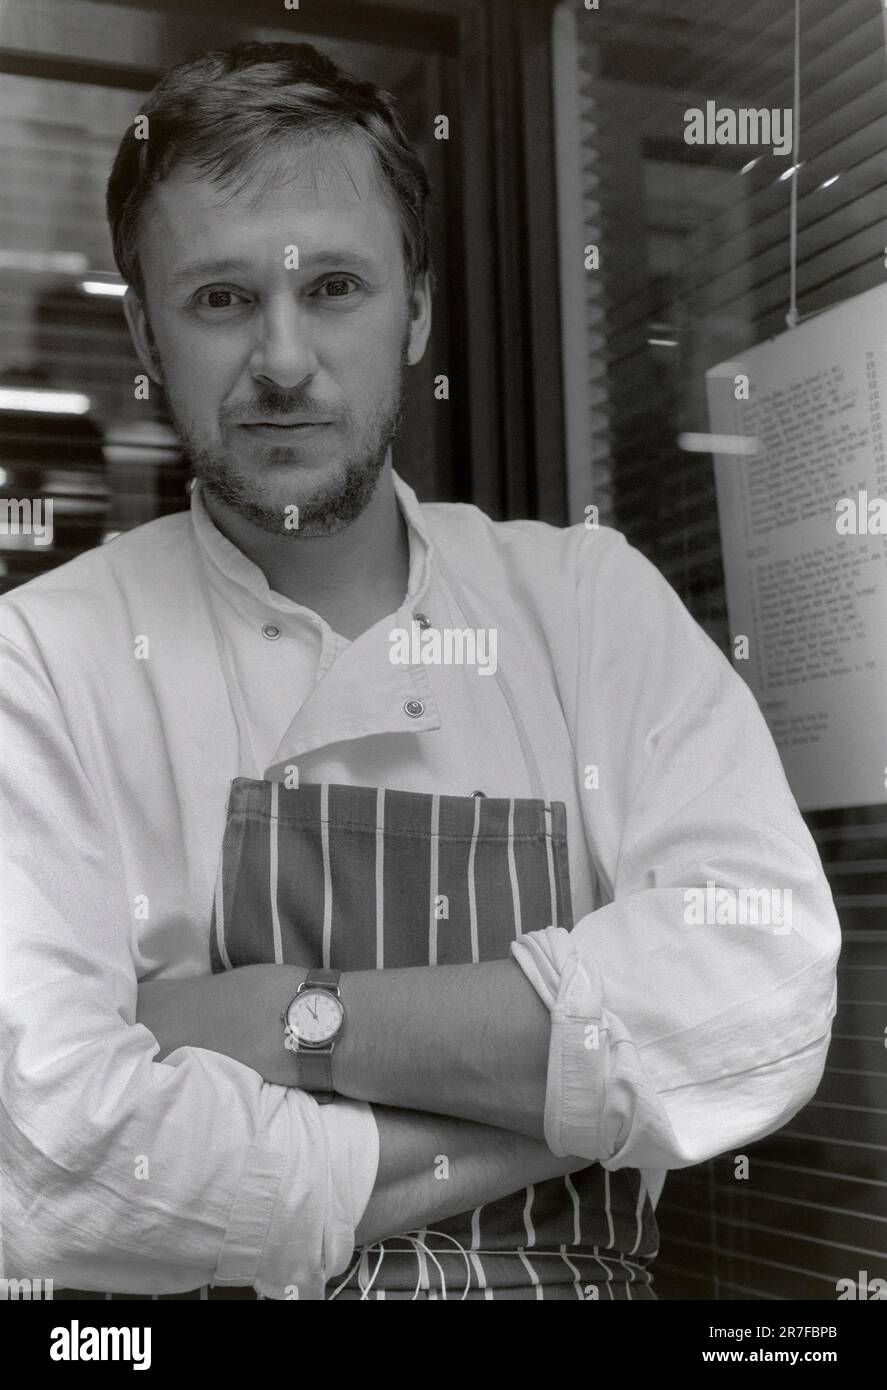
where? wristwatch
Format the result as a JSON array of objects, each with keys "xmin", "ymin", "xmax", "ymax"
[{"xmin": 281, "ymin": 968, "xmax": 344, "ymax": 1104}]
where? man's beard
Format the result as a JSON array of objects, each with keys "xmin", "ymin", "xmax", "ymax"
[{"xmin": 167, "ymin": 338, "xmax": 408, "ymax": 539}]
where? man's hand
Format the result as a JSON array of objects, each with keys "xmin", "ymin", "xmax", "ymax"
[
  {"xmin": 136, "ymin": 965, "xmax": 308, "ymax": 1084},
  {"xmin": 135, "ymin": 967, "xmax": 585, "ymax": 1253}
]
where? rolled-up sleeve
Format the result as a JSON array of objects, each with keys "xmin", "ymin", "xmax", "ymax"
[
  {"xmin": 511, "ymin": 531, "xmax": 841, "ymax": 1171},
  {"xmin": 0, "ymin": 635, "xmax": 379, "ymax": 1299}
]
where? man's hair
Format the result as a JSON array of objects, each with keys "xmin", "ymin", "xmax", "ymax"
[{"xmin": 106, "ymin": 41, "xmax": 432, "ymax": 302}]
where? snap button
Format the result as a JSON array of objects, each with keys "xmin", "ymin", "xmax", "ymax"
[
  {"xmin": 413, "ymin": 611, "xmax": 431, "ymax": 629},
  {"xmin": 471, "ymin": 790, "xmax": 486, "ymax": 797},
  {"xmin": 262, "ymin": 623, "xmax": 281, "ymax": 640},
  {"xmin": 404, "ymin": 698, "xmax": 425, "ymax": 718}
]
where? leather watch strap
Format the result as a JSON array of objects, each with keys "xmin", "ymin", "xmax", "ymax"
[
  {"xmin": 298, "ymin": 1046, "xmax": 335, "ymax": 1101},
  {"xmin": 304, "ymin": 967, "xmax": 341, "ymax": 990},
  {"xmin": 297, "ymin": 968, "xmax": 341, "ymax": 1103}
]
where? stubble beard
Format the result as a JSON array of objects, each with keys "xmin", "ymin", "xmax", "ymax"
[{"xmin": 167, "ymin": 337, "xmax": 409, "ymax": 539}]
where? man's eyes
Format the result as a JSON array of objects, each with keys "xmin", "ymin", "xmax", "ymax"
[
  {"xmin": 195, "ymin": 288, "xmax": 249, "ymax": 310},
  {"xmin": 314, "ymin": 276, "xmax": 360, "ymax": 299},
  {"xmin": 193, "ymin": 276, "xmax": 361, "ymax": 310}
]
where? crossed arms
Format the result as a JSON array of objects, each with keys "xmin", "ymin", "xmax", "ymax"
[
  {"xmin": 0, "ymin": 632, "xmax": 587, "ymax": 1297},
  {"xmin": 2, "ymin": 530, "xmax": 842, "ymax": 1294},
  {"xmin": 136, "ymin": 958, "xmax": 588, "ymax": 1249}
]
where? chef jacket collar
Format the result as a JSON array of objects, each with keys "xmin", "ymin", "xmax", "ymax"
[
  {"xmin": 188, "ymin": 468, "xmax": 444, "ymax": 770},
  {"xmin": 189, "ymin": 467, "xmax": 436, "ymax": 621}
]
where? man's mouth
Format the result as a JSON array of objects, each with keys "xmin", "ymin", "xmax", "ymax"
[
  {"xmin": 238, "ymin": 420, "xmax": 333, "ymax": 441},
  {"xmin": 240, "ymin": 417, "xmax": 333, "ymax": 426}
]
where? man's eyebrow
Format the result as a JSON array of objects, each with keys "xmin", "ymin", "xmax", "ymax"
[
  {"xmin": 168, "ymin": 258, "xmax": 250, "ymax": 288},
  {"xmin": 167, "ymin": 249, "xmax": 384, "ymax": 289}
]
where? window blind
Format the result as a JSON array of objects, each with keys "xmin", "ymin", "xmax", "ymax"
[{"xmin": 560, "ymin": 0, "xmax": 887, "ymax": 1299}]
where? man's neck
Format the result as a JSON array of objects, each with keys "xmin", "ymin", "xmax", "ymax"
[{"xmin": 200, "ymin": 462, "xmax": 411, "ymax": 642}]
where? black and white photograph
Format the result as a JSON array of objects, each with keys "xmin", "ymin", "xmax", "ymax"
[{"xmin": 0, "ymin": 0, "xmax": 885, "ymax": 1354}]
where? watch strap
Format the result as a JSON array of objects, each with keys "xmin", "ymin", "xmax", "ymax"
[
  {"xmin": 297, "ymin": 1046, "xmax": 335, "ymax": 1103},
  {"xmin": 302, "ymin": 967, "xmax": 341, "ymax": 993},
  {"xmin": 293, "ymin": 968, "xmax": 342, "ymax": 1104}
]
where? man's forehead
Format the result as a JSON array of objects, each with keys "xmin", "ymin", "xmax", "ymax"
[{"xmin": 138, "ymin": 134, "xmax": 401, "ymax": 278}]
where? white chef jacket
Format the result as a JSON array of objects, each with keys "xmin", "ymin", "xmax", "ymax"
[{"xmin": 0, "ymin": 469, "xmax": 841, "ymax": 1299}]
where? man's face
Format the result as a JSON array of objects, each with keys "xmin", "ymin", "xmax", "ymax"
[{"xmin": 125, "ymin": 133, "xmax": 431, "ymax": 535}]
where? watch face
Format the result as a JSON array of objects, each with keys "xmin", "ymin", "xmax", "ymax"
[{"xmin": 288, "ymin": 989, "xmax": 344, "ymax": 1045}]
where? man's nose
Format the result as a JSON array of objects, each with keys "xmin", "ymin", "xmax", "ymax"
[{"xmin": 249, "ymin": 301, "xmax": 319, "ymax": 390}]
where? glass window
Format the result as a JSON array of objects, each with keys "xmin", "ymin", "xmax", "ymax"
[{"xmin": 0, "ymin": 0, "xmax": 452, "ymax": 590}]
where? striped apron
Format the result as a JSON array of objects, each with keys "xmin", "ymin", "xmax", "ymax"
[{"xmin": 209, "ymin": 779, "xmax": 658, "ymax": 1300}]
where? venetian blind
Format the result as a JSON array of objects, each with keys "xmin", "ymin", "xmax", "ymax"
[{"xmin": 562, "ymin": 0, "xmax": 887, "ymax": 1299}]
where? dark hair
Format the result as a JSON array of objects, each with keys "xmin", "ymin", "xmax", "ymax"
[{"xmin": 106, "ymin": 41, "xmax": 432, "ymax": 301}]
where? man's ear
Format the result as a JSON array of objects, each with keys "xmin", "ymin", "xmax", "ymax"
[
  {"xmin": 405, "ymin": 270, "xmax": 432, "ymax": 366},
  {"xmin": 122, "ymin": 288, "xmax": 164, "ymax": 385}
]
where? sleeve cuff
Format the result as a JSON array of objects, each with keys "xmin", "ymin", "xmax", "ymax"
[
  {"xmin": 212, "ymin": 1085, "xmax": 378, "ymax": 1302},
  {"xmin": 315, "ymin": 1098, "xmax": 380, "ymax": 1280},
  {"xmin": 511, "ymin": 926, "xmax": 606, "ymax": 1159}
]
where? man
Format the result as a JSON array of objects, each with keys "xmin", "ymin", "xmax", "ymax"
[{"xmin": 0, "ymin": 42, "xmax": 840, "ymax": 1301}]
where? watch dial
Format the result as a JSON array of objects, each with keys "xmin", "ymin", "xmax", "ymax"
[{"xmin": 291, "ymin": 990, "xmax": 343, "ymax": 1043}]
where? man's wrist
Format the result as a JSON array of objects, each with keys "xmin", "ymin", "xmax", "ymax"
[
  {"xmin": 329, "ymin": 969, "xmax": 353, "ymax": 1095},
  {"xmin": 265, "ymin": 963, "xmax": 309, "ymax": 1084}
]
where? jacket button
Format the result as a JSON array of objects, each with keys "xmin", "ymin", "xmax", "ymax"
[
  {"xmin": 262, "ymin": 623, "xmax": 281, "ymax": 640},
  {"xmin": 404, "ymin": 698, "xmax": 425, "ymax": 718},
  {"xmin": 413, "ymin": 611, "xmax": 431, "ymax": 629}
]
